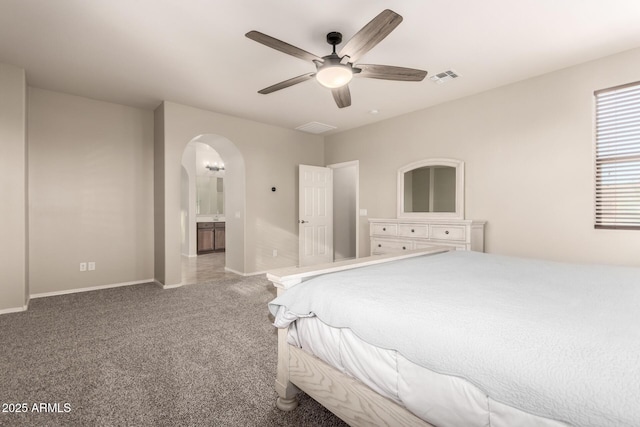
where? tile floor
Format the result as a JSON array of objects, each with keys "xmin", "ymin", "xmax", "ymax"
[{"xmin": 181, "ymin": 252, "xmax": 236, "ymax": 285}]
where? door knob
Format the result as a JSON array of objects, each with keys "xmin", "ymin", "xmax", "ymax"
[{"xmin": 299, "ymin": 220, "xmax": 307, "ymax": 224}]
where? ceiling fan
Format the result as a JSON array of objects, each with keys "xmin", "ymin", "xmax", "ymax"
[{"xmin": 246, "ymin": 9, "xmax": 427, "ymax": 108}]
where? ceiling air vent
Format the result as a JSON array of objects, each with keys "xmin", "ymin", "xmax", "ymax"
[
  {"xmin": 430, "ymin": 70, "xmax": 460, "ymax": 84},
  {"xmin": 295, "ymin": 121, "xmax": 337, "ymax": 134}
]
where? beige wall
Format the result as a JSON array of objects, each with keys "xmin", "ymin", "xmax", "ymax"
[
  {"xmin": 0, "ymin": 63, "xmax": 27, "ymax": 312},
  {"xmin": 180, "ymin": 142, "xmax": 196, "ymax": 257},
  {"xmin": 325, "ymin": 48, "xmax": 640, "ymax": 267},
  {"xmin": 154, "ymin": 103, "xmax": 166, "ymax": 285},
  {"xmin": 28, "ymin": 88, "xmax": 155, "ymax": 294},
  {"xmin": 156, "ymin": 101, "xmax": 324, "ymax": 285}
]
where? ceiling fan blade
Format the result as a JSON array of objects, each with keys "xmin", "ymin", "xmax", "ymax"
[
  {"xmin": 356, "ymin": 64, "xmax": 427, "ymax": 81},
  {"xmin": 331, "ymin": 85, "xmax": 351, "ymax": 108},
  {"xmin": 338, "ymin": 9, "xmax": 403, "ymax": 63},
  {"xmin": 246, "ymin": 31, "xmax": 323, "ymax": 63},
  {"xmin": 258, "ymin": 72, "xmax": 316, "ymax": 94}
]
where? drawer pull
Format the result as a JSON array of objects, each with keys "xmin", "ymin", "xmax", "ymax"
[
  {"xmin": 445, "ymin": 230, "xmax": 449, "ymax": 235},
  {"xmin": 411, "ymin": 229, "xmax": 415, "ymax": 233},
  {"xmin": 402, "ymin": 246, "xmax": 406, "ymax": 250},
  {"xmin": 378, "ymin": 244, "xmax": 382, "ymax": 247},
  {"xmin": 382, "ymin": 227, "xmax": 386, "ymax": 231}
]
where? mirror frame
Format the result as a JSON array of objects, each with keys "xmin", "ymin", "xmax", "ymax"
[{"xmin": 397, "ymin": 158, "xmax": 465, "ymax": 219}]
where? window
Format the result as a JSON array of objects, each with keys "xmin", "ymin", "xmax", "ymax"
[{"xmin": 594, "ymin": 81, "xmax": 640, "ymax": 229}]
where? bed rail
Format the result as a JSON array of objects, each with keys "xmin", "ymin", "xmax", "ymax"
[{"xmin": 267, "ymin": 246, "xmax": 451, "ymax": 293}]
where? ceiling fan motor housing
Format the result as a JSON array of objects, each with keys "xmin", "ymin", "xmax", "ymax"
[{"xmin": 326, "ymin": 32, "xmax": 343, "ymax": 47}]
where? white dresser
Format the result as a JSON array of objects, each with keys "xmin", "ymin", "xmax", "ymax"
[{"xmin": 369, "ymin": 218, "xmax": 485, "ymax": 255}]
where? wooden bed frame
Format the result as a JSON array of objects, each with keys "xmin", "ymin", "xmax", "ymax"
[{"xmin": 266, "ymin": 247, "xmax": 450, "ymax": 427}]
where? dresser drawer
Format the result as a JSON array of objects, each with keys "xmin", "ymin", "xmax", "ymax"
[
  {"xmin": 370, "ymin": 218, "xmax": 484, "ymax": 253},
  {"xmin": 371, "ymin": 223, "xmax": 398, "ymax": 236},
  {"xmin": 415, "ymin": 240, "xmax": 466, "ymax": 251},
  {"xmin": 371, "ymin": 239, "xmax": 411, "ymax": 255},
  {"xmin": 398, "ymin": 224, "xmax": 428, "ymax": 238},
  {"xmin": 430, "ymin": 225, "xmax": 466, "ymax": 241}
]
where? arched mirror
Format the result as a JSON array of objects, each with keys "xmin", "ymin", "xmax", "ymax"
[{"xmin": 397, "ymin": 158, "xmax": 464, "ymax": 219}]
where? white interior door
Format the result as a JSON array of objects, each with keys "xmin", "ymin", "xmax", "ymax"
[{"xmin": 299, "ymin": 165, "xmax": 333, "ymax": 267}]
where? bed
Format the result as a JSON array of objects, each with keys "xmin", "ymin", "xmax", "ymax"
[{"xmin": 266, "ymin": 248, "xmax": 640, "ymax": 427}]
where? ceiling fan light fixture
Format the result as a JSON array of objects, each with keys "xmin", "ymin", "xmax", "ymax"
[
  {"xmin": 316, "ymin": 64, "xmax": 353, "ymax": 88},
  {"xmin": 247, "ymin": 10, "xmax": 426, "ymax": 108}
]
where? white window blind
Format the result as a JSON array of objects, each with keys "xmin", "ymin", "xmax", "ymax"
[{"xmin": 594, "ymin": 81, "xmax": 640, "ymax": 229}]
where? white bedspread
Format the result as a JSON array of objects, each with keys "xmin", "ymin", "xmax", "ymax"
[{"xmin": 268, "ymin": 251, "xmax": 640, "ymax": 427}]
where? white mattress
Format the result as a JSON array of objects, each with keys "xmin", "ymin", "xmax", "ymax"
[
  {"xmin": 270, "ymin": 251, "xmax": 640, "ymax": 427},
  {"xmin": 289, "ymin": 316, "xmax": 567, "ymax": 427}
]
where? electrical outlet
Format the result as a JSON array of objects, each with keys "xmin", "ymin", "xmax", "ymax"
[
  {"xmin": 88, "ymin": 262, "xmax": 96, "ymax": 271},
  {"xmin": 80, "ymin": 262, "xmax": 87, "ymax": 272},
  {"xmin": 273, "ymin": 249, "xmax": 278, "ymax": 257}
]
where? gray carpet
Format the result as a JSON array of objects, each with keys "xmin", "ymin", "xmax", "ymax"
[{"xmin": 0, "ymin": 275, "xmax": 348, "ymax": 426}]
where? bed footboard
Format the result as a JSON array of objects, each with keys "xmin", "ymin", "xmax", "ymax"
[
  {"xmin": 267, "ymin": 248, "xmax": 448, "ymax": 425},
  {"xmin": 275, "ymin": 325, "xmax": 299, "ymax": 411},
  {"xmin": 286, "ymin": 344, "xmax": 431, "ymax": 426}
]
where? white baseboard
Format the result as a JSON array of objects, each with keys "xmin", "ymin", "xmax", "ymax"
[
  {"xmin": 224, "ymin": 266, "xmax": 262, "ymax": 276},
  {"xmin": 156, "ymin": 281, "xmax": 183, "ymax": 289},
  {"xmin": 224, "ymin": 267, "xmax": 244, "ymax": 276},
  {"xmin": 0, "ymin": 303, "xmax": 29, "ymax": 315},
  {"xmin": 224, "ymin": 266, "xmax": 296, "ymax": 277},
  {"xmin": 30, "ymin": 278, "xmax": 155, "ymax": 299}
]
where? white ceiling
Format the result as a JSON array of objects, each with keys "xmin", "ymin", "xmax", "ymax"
[{"xmin": 2, "ymin": 0, "xmax": 640, "ymax": 135}]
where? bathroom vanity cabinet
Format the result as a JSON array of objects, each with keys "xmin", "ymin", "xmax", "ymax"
[{"xmin": 197, "ymin": 222, "xmax": 225, "ymax": 254}]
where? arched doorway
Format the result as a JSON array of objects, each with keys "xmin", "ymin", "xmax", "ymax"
[{"xmin": 180, "ymin": 134, "xmax": 246, "ymax": 280}]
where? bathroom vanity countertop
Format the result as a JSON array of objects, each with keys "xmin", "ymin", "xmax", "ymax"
[{"xmin": 196, "ymin": 216, "xmax": 225, "ymax": 223}]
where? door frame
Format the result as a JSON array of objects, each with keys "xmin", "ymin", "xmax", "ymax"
[{"xmin": 328, "ymin": 160, "xmax": 360, "ymax": 260}]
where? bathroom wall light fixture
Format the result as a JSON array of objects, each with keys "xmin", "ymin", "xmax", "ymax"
[{"xmin": 206, "ymin": 163, "xmax": 225, "ymax": 172}]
